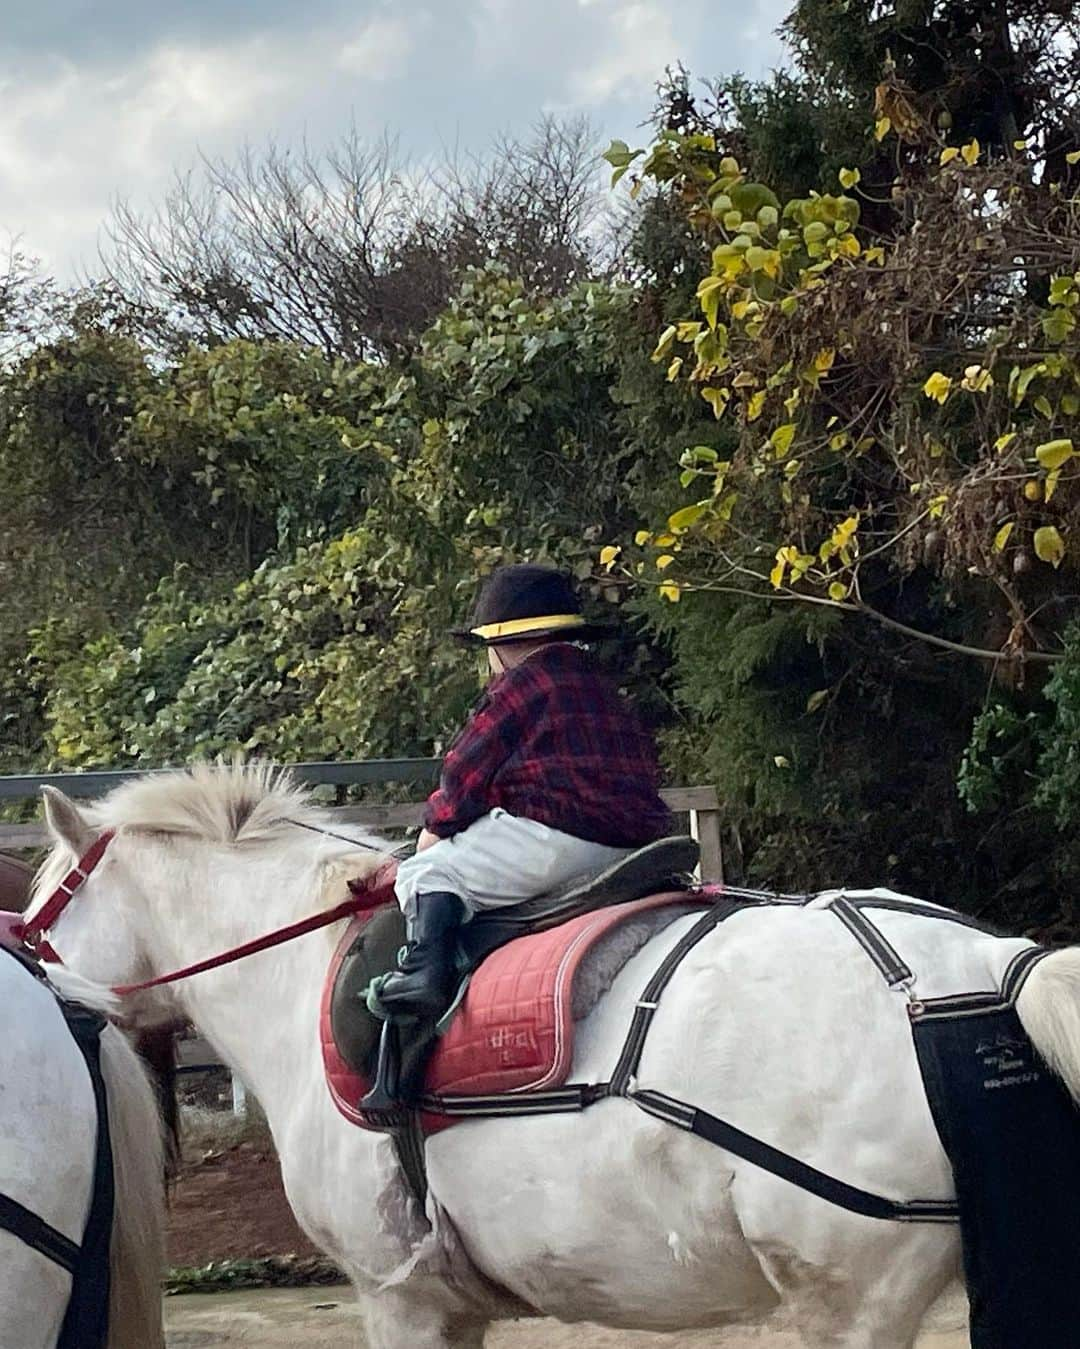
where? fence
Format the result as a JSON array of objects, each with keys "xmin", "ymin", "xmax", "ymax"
[{"xmin": 0, "ymin": 759, "xmax": 723, "ymax": 882}]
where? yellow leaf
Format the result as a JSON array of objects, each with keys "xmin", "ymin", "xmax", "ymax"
[
  {"xmin": 839, "ymin": 167, "xmax": 861, "ymax": 189},
  {"xmin": 1034, "ymin": 525, "xmax": 1066, "ymax": 568},
  {"xmin": 940, "ymin": 146, "xmax": 960, "ymax": 165},
  {"xmin": 658, "ymin": 581, "xmax": 681, "ymax": 602},
  {"xmin": 806, "ymin": 689, "xmax": 830, "ymax": 713},
  {"xmin": 875, "ymin": 117, "xmax": 892, "ymax": 142},
  {"xmin": 961, "ymin": 364, "xmax": 993, "ymax": 393},
  {"xmin": 666, "ymin": 357, "xmax": 683, "ymax": 382},
  {"xmin": 834, "ymin": 234, "xmax": 861, "ymax": 258},
  {"xmin": 993, "ymin": 522, "xmax": 1015, "ymax": 552},
  {"xmin": 1046, "ymin": 468, "xmax": 1062, "ymax": 502},
  {"xmin": 1036, "ymin": 438, "xmax": 1074, "ymax": 470},
  {"xmin": 656, "ymin": 554, "xmax": 676, "ymax": 570},
  {"xmin": 922, "ymin": 371, "xmax": 952, "ymax": 404},
  {"xmin": 746, "ymin": 389, "xmax": 767, "ymax": 422},
  {"xmin": 668, "ymin": 502, "xmax": 707, "ymax": 533},
  {"xmin": 1068, "ymin": 150, "xmax": 1080, "ymax": 165},
  {"xmin": 828, "ymin": 581, "xmax": 848, "ymax": 601},
  {"xmin": 770, "ymin": 423, "xmax": 797, "ymax": 457},
  {"xmin": 697, "ymin": 276, "xmax": 725, "ymax": 330},
  {"xmin": 961, "ymin": 138, "xmax": 980, "ymax": 166},
  {"xmin": 634, "ymin": 530, "xmax": 652, "ymax": 546},
  {"xmin": 994, "ymin": 432, "xmax": 1018, "ymax": 453},
  {"xmin": 599, "ymin": 545, "xmax": 620, "ymax": 571},
  {"xmin": 654, "ymin": 534, "xmax": 676, "ymax": 547},
  {"xmin": 864, "ymin": 246, "xmax": 885, "ymax": 265},
  {"xmin": 1014, "ymin": 139, "xmax": 1028, "ymax": 150},
  {"xmin": 929, "ymin": 493, "xmax": 949, "ymax": 519},
  {"xmin": 814, "ymin": 347, "xmax": 836, "ymax": 373},
  {"xmin": 652, "ymin": 325, "xmax": 677, "ymax": 362},
  {"xmin": 701, "ymin": 387, "xmax": 730, "ymax": 419},
  {"xmin": 769, "ymin": 559, "xmax": 786, "ymax": 590},
  {"xmin": 773, "ymin": 755, "xmax": 791, "ymax": 769}
]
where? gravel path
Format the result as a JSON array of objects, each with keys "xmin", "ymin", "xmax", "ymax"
[{"xmin": 164, "ymin": 1285, "xmax": 969, "ymax": 1347}]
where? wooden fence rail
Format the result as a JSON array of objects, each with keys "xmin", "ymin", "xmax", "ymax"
[{"xmin": 0, "ymin": 761, "xmax": 722, "ymax": 883}]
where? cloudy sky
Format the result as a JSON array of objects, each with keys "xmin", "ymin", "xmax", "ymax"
[{"xmin": 0, "ymin": 0, "xmax": 790, "ymax": 279}]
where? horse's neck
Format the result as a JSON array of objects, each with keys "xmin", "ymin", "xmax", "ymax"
[{"xmin": 150, "ymin": 845, "xmax": 339, "ymax": 1139}]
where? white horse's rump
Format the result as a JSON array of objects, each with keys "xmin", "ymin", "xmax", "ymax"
[
  {"xmin": 0, "ymin": 958, "xmax": 165, "ymax": 1349},
  {"xmin": 27, "ymin": 764, "xmax": 1080, "ymax": 1348}
]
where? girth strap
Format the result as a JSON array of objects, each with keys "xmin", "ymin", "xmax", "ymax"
[
  {"xmin": 629, "ymin": 1088, "xmax": 958, "ymax": 1224},
  {"xmin": 0, "ymin": 1193, "xmax": 80, "ymax": 1271}
]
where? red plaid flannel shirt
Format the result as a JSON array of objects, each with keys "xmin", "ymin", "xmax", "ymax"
[{"xmin": 424, "ymin": 643, "xmax": 671, "ymax": 848}]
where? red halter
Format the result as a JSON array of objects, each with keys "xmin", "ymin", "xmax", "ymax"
[
  {"xmin": 15, "ymin": 830, "xmax": 116, "ymax": 963},
  {"xmin": 17, "ymin": 830, "xmax": 397, "ymax": 996}
]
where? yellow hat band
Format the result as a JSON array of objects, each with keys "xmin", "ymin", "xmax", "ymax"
[{"xmin": 470, "ymin": 613, "xmax": 587, "ymax": 641}]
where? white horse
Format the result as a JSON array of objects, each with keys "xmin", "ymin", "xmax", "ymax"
[
  {"xmin": 25, "ymin": 763, "xmax": 1080, "ymax": 1348},
  {"xmin": 0, "ymin": 952, "xmax": 165, "ymax": 1349}
]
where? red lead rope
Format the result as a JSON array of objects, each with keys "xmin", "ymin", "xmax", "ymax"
[
  {"xmin": 113, "ymin": 866, "xmax": 399, "ymax": 996},
  {"xmin": 112, "ymin": 892, "xmax": 386, "ymax": 996}
]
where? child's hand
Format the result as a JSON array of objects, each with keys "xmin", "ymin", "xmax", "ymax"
[{"xmin": 416, "ymin": 828, "xmax": 440, "ymax": 853}]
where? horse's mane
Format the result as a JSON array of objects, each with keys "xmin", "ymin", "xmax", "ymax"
[{"xmin": 90, "ymin": 759, "xmax": 327, "ymax": 846}]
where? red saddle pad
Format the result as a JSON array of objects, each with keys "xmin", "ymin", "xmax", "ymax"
[{"xmin": 320, "ymin": 890, "xmax": 697, "ymax": 1134}]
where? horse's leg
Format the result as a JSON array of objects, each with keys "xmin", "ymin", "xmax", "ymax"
[
  {"xmin": 359, "ymin": 1289, "xmax": 490, "ymax": 1349},
  {"xmin": 773, "ymin": 1231, "xmax": 957, "ymax": 1349}
]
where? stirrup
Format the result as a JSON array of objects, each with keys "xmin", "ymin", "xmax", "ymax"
[{"xmin": 361, "ymin": 1020, "xmax": 403, "ymax": 1114}]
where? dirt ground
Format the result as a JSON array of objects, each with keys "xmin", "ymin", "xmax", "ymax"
[
  {"xmin": 167, "ymin": 1141, "xmax": 321, "ymax": 1267},
  {"xmin": 164, "ymin": 1286, "xmax": 970, "ymax": 1347}
]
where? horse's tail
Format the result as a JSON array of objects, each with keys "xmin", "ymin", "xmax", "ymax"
[
  {"xmin": 100, "ymin": 1022, "xmax": 167, "ymax": 1349},
  {"xmin": 47, "ymin": 968, "xmax": 166, "ymax": 1349},
  {"xmin": 1016, "ymin": 949, "xmax": 1080, "ymax": 1104}
]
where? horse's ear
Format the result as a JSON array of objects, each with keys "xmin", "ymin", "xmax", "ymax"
[{"xmin": 42, "ymin": 787, "xmax": 95, "ymax": 857}]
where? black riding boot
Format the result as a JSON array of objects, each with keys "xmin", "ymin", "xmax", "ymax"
[
  {"xmin": 375, "ymin": 891, "xmax": 466, "ymax": 1019},
  {"xmin": 361, "ymin": 892, "xmax": 465, "ymax": 1114}
]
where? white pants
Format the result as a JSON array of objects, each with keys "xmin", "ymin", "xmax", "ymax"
[{"xmin": 394, "ymin": 808, "xmax": 631, "ymax": 918}]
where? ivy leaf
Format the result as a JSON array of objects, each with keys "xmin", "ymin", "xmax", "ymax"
[
  {"xmin": 668, "ymin": 502, "xmax": 707, "ymax": 533},
  {"xmin": 658, "ymin": 581, "xmax": 681, "ymax": 603},
  {"xmin": 701, "ymin": 387, "xmax": 730, "ymax": 419},
  {"xmin": 806, "ymin": 689, "xmax": 830, "ymax": 714},
  {"xmin": 940, "ymin": 147, "xmax": 960, "ymax": 165},
  {"xmin": 651, "ymin": 325, "xmax": 677, "ymax": 362},
  {"xmin": 839, "ymin": 167, "xmax": 861, "ymax": 189},
  {"xmin": 746, "ymin": 389, "xmax": 767, "ymax": 422},
  {"xmin": 1046, "ymin": 469, "xmax": 1062, "ymax": 503},
  {"xmin": 993, "ymin": 522, "xmax": 1015, "ymax": 552},
  {"xmin": 1034, "ymin": 526, "xmax": 1066, "ymax": 568},
  {"xmin": 656, "ymin": 554, "xmax": 676, "ymax": 571},
  {"xmin": 697, "ymin": 276, "xmax": 725, "ymax": 330},
  {"xmin": 1035, "ymin": 438, "xmax": 1074, "ymax": 470},
  {"xmin": 634, "ymin": 530, "xmax": 652, "ymax": 546},
  {"xmin": 1067, "ymin": 150, "xmax": 1080, "ymax": 165},
  {"xmin": 828, "ymin": 581, "xmax": 848, "ymax": 601},
  {"xmin": 770, "ymin": 423, "xmax": 797, "ymax": 457},
  {"xmin": 922, "ymin": 372, "xmax": 952, "ymax": 404},
  {"xmin": 994, "ymin": 432, "xmax": 1018, "ymax": 453},
  {"xmin": 599, "ymin": 545, "xmax": 620, "ymax": 571},
  {"xmin": 961, "ymin": 138, "xmax": 980, "ymax": 166},
  {"xmin": 874, "ymin": 117, "xmax": 891, "ymax": 142}
]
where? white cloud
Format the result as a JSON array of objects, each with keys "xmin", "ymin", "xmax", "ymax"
[
  {"xmin": 0, "ymin": 0, "xmax": 791, "ymax": 280},
  {"xmin": 338, "ymin": 15, "xmax": 417, "ymax": 81},
  {"xmin": 565, "ymin": 1, "xmax": 678, "ymax": 104}
]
